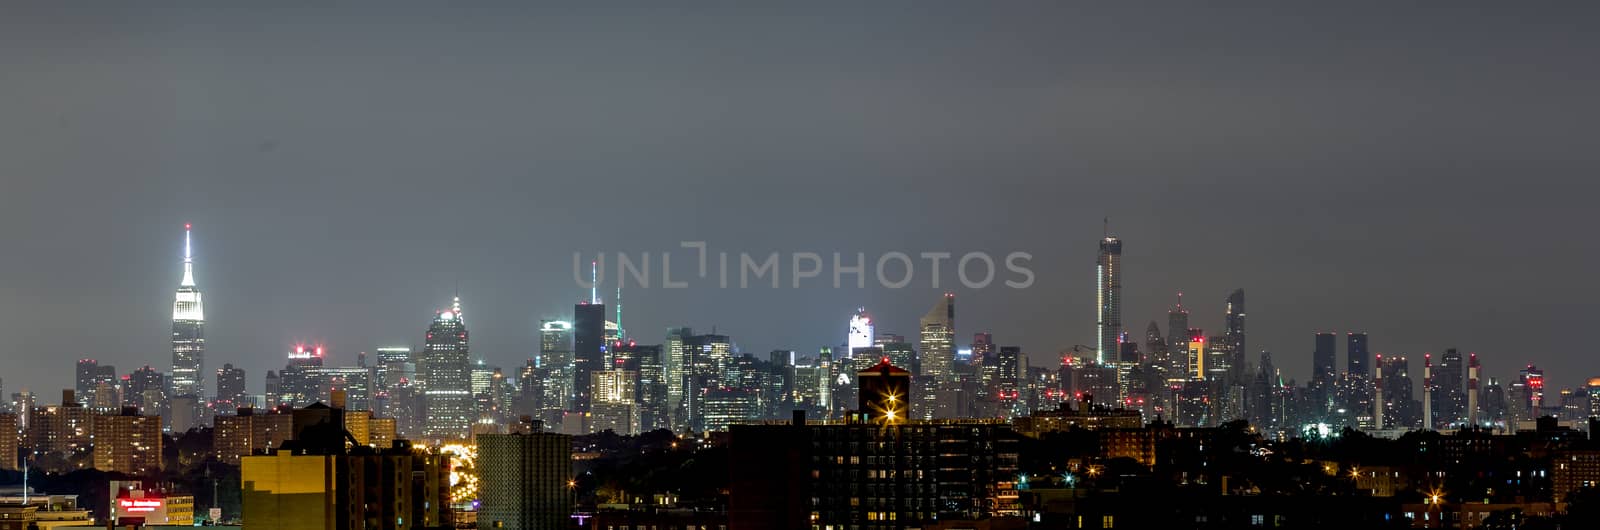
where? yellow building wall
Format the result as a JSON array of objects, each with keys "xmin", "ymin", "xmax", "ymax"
[{"xmin": 241, "ymin": 453, "xmax": 335, "ymax": 530}]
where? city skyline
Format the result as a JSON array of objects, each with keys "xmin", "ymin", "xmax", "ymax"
[
  {"xmin": 7, "ymin": 224, "xmax": 1591, "ymax": 403},
  {"xmin": 3, "ymin": 4, "xmax": 1598, "ymax": 400}
]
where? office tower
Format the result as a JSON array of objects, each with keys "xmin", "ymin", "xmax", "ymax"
[
  {"xmin": 970, "ymin": 332, "xmax": 994, "ymax": 366},
  {"xmin": 1372, "ymin": 354, "xmax": 1386, "ymax": 429},
  {"xmin": 997, "ymin": 346, "xmax": 1023, "ymax": 416},
  {"xmin": 1482, "ymin": 378, "xmax": 1507, "ymax": 426},
  {"xmin": 881, "ymin": 341, "xmax": 915, "ymax": 371},
  {"xmin": 1467, "ymin": 353, "xmax": 1480, "ymax": 426},
  {"xmin": 125, "ymin": 366, "xmax": 166, "ymax": 415},
  {"xmin": 634, "ymin": 345, "xmax": 669, "ymax": 431},
  {"xmin": 1347, "ymin": 333, "xmax": 1370, "ymax": 378},
  {"xmin": 1560, "ymin": 388, "xmax": 1588, "ymax": 421},
  {"xmin": 477, "ymin": 429, "xmax": 574, "ymax": 530},
  {"xmin": 514, "ymin": 359, "xmax": 541, "ymax": 417},
  {"xmin": 315, "ymin": 366, "xmax": 375, "ymax": 411},
  {"xmin": 918, "ymin": 293, "xmax": 955, "ymax": 418},
  {"xmin": 1249, "ymin": 351, "xmax": 1282, "ymax": 429},
  {"xmin": 537, "ymin": 320, "xmax": 574, "ymax": 413},
  {"xmin": 92, "ymin": 408, "xmax": 163, "ymax": 475},
  {"xmin": 590, "ymin": 370, "xmax": 640, "ymax": 435},
  {"xmin": 573, "ymin": 303, "xmax": 607, "ymax": 412},
  {"xmin": 277, "ymin": 346, "xmax": 325, "ymax": 407},
  {"xmin": 372, "ymin": 347, "xmax": 413, "ymax": 392},
  {"xmin": 664, "ymin": 327, "xmax": 691, "ymax": 428},
  {"xmin": 1521, "ymin": 364, "xmax": 1546, "ymax": 415},
  {"xmin": 1588, "ymin": 377, "xmax": 1600, "ymax": 419},
  {"xmin": 1186, "ymin": 329, "xmax": 1206, "ymax": 380},
  {"xmin": 1422, "ymin": 354, "xmax": 1435, "ymax": 428},
  {"xmin": 857, "ymin": 358, "xmax": 910, "ymax": 424},
  {"xmin": 1221, "ymin": 289, "xmax": 1246, "ymax": 381},
  {"xmin": 422, "ymin": 298, "xmax": 472, "ymax": 440},
  {"xmin": 11, "ymin": 391, "xmax": 34, "ymax": 430},
  {"xmin": 768, "ymin": 350, "xmax": 794, "ymax": 367},
  {"xmin": 1095, "ymin": 235, "xmax": 1123, "ymax": 367},
  {"xmin": 215, "ymin": 363, "xmax": 247, "ymax": 412},
  {"xmin": 263, "ymin": 371, "xmax": 280, "ymax": 406},
  {"xmin": 1312, "ymin": 332, "xmax": 1337, "ymax": 387},
  {"xmin": 920, "ymin": 294, "xmax": 956, "ymax": 380},
  {"xmin": 1435, "ymin": 349, "xmax": 1465, "ymax": 426},
  {"xmin": 1166, "ymin": 293, "xmax": 1190, "ymax": 379},
  {"xmin": 170, "ymin": 224, "xmax": 206, "ymax": 399},
  {"xmin": 169, "ymin": 395, "xmax": 201, "ymax": 433},
  {"xmin": 701, "ymin": 388, "xmax": 757, "ymax": 432},
  {"xmin": 1143, "ymin": 322, "xmax": 1166, "ymax": 371},
  {"xmin": 612, "ymin": 342, "xmax": 667, "ymax": 431},
  {"xmin": 1204, "ymin": 335, "xmax": 1231, "ymax": 382},
  {"xmin": 848, "ymin": 307, "xmax": 874, "ymax": 357},
  {"xmin": 0, "ymin": 413, "xmax": 15, "ymax": 471},
  {"xmin": 75, "ymin": 359, "xmax": 98, "ymax": 406},
  {"xmin": 88, "ymin": 365, "xmax": 118, "ymax": 409}
]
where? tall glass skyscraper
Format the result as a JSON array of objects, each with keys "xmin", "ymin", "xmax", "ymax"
[
  {"xmin": 1096, "ymin": 236, "xmax": 1122, "ymax": 366},
  {"xmin": 917, "ymin": 293, "xmax": 954, "ymax": 419},
  {"xmin": 422, "ymin": 297, "xmax": 471, "ymax": 440},
  {"xmin": 539, "ymin": 320, "xmax": 574, "ymax": 413},
  {"xmin": 1312, "ymin": 332, "xmax": 1337, "ymax": 386},
  {"xmin": 1224, "ymin": 289, "xmax": 1246, "ymax": 384},
  {"xmin": 1347, "ymin": 332, "xmax": 1370, "ymax": 377},
  {"xmin": 918, "ymin": 294, "xmax": 955, "ymax": 381},
  {"xmin": 170, "ymin": 224, "xmax": 206, "ymax": 399},
  {"xmin": 573, "ymin": 302, "xmax": 607, "ymax": 412},
  {"xmin": 1166, "ymin": 293, "xmax": 1189, "ymax": 381}
]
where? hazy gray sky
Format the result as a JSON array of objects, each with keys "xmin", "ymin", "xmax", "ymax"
[{"xmin": 2, "ymin": 2, "xmax": 1597, "ymax": 396}]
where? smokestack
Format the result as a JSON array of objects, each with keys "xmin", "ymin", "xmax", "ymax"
[
  {"xmin": 1422, "ymin": 353, "xmax": 1433, "ymax": 430},
  {"xmin": 1467, "ymin": 353, "xmax": 1480, "ymax": 428},
  {"xmin": 62, "ymin": 389, "xmax": 75, "ymax": 406},
  {"xmin": 1373, "ymin": 354, "xmax": 1385, "ymax": 429}
]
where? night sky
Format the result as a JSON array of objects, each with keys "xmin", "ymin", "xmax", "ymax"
[{"xmin": 2, "ymin": 3, "xmax": 1598, "ymax": 396}]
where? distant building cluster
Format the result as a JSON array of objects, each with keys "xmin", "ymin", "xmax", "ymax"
[{"xmin": 3, "ymin": 225, "xmax": 1600, "ymax": 529}]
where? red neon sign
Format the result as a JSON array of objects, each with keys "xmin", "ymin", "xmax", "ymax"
[{"xmin": 118, "ymin": 499, "xmax": 162, "ymax": 512}]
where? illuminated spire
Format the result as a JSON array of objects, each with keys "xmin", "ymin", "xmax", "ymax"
[
  {"xmin": 172, "ymin": 224, "xmax": 204, "ymax": 321},
  {"xmin": 180, "ymin": 223, "xmax": 196, "ymax": 287},
  {"xmin": 591, "ymin": 260, "xmax": 599, "ymax": 304}
]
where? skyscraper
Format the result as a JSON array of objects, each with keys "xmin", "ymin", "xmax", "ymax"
[
  {"xmin": 1186, "ymin": 329, "xmax": 1206, "ymax": 380},
  {"xmin": 1435, "ymin": 348, "xmax": 1465, "ymax": 426},
  {"xmin": 1166, "ymin": 293, "xmax": 1190, "ymax": 380},
  {"xmin": 918, "ymin": 293, "xmax": 955, "ymax": 418},
  {"xmin": 538, "ymin": 320, "xmax": 574, "ymax": 414},
  {"xmin": 573, "ymin": 302, "xmax": 607, "ymax": 412},
  {"xmin": 170, "ymin": 224, "xmax": 206, "ymax": 399},
  {"xmin": 664, "ymin": 327, "xmax": 691, "ymax": 430},
  {"xmin": 1096, "ymin": 235, "xmax": 1123, "ymax": 365},
  {"xmin": 1312, "ymin": 332, "xmax": 1337, "ymax": 386},
  {"xmin": 1347, "ymin": 332, "xmax": 1370, "ymax": 378},
  {"xmin": 919, "ymin": 294, "xmax": 955, "ymax": 380},
  {"xmin": 1223, "ymin": 289, "xmax": 1246, "ymax": 384},
  {"xmin": 847, "ymin": 308, "xmax": 874, "ymax": 357},
  {"xmin": 216, "ymin": 363, "xmax": 247, "ymax": 412},
  {"xmin": 422, "ymin": 298, "xmax": 471, "ymax": 440},
  {"xmin": 75, "ymin": 359, "xmax": 98, "ymax": 406}
]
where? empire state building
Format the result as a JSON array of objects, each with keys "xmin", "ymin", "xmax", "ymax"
[{"xmin": 170, "ymin": 224, "xmax": 206, "ymax": 398}]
